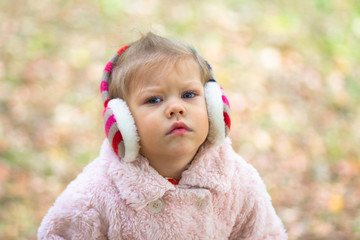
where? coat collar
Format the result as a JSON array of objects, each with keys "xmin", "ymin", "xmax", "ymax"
[
  {"xmin": 100, "ymin": 138, "xmax": 235, "ymax": 211},
  {"xmin": 180, "ymin": 138, "xmax": 235, "ymax": 193}
]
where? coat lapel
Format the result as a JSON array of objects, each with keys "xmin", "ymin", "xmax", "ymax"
[{"xmin": 101, "ymin": 139, "xmax": 175, "ymax": 211}]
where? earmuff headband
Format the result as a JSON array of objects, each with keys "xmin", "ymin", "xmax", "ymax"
[{"xmin": 100, "ymin": 45, "xmax": 231, "ymax": 162}]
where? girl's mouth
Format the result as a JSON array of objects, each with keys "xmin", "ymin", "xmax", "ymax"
[{"xmin": 167, "ymin": 122, "xmax": 191, "ymax": 135}]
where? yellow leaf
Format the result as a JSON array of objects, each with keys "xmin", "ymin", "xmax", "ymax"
[{"xmin": 328, "ymin": 193, "xmax": 344, "ymax": 213}]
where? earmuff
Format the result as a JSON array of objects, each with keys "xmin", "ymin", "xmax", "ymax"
[{"xmin": 100, "ymin": 45, "xmax": 231, "ymax": 162}]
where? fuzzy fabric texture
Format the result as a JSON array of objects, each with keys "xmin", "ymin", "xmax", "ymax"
[
  {"xmin": 204, "ymin": 81, "xmax": 226, "ymax": 146},
  {"xmin": 107, "ymin": 98, "xmax": 140, "ymax": 162},
  {"xmin": 38, "ymin": 139, "xmax": 287, "ymax": 240}
]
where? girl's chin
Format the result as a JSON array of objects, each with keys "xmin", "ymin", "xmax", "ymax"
[
  {"xmin": 140, "ymin": 139, "xmax": 205, "ymax": 161},
  {"xmin": 168, "ymin": 146, "xmax": 199, "ymax": 158}
]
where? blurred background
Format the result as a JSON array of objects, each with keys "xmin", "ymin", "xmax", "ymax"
[{"xmin": 1, "ymin": 0, "xmax": 360, "ymax": 239}]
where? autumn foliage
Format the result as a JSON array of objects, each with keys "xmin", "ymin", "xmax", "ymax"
[{"xmin": 1, "ymin": 0, "xmax": 360, "ymax": 239}]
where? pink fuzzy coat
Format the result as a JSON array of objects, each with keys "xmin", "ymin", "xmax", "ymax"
[{"xmin": 38, "ymin": 139, "xmax": 287, "ymax": 239}]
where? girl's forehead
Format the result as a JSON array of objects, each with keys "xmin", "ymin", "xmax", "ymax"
[{"xmin": 128, "ymin": 58, "xmax": 203, "ymax": 91}]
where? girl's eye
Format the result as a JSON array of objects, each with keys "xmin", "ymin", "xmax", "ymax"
[
  {"xmin": 182, "ymin": 91, "xmax": 196, "ymax": 99},
  {"xmin": 146, "ymin": 97, "xmax": 162, "ymax": 104}
]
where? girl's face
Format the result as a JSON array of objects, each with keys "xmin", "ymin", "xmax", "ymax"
[{"xmin": 127, "ymin": 59, "xmax": 209, "ymax": 165}]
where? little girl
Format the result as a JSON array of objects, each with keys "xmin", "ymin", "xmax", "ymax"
[{"xmin": 38, "ymin": 32, "xmax": 287, "ymax": 239}]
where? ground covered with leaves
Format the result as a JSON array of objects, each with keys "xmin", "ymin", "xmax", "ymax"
[{"xmin": 1, "ymin": 0, "xmax": 360, "ymax": 239}]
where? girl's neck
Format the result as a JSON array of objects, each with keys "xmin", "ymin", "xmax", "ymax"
[{"xmin": 144, "ymin": 152, "xmax": 196, "ymax": 181}]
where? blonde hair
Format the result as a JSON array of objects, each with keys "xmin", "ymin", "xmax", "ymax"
[{"xmin": 109, "ymin": 32, "xmax": 211, "ymax": 100}]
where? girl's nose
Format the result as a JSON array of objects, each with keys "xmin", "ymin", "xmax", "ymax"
[{"xmin": 166, "ymin": 100, "xmax": 186, "ymax": 119}]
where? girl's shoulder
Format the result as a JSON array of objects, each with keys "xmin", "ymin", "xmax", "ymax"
[
  {"xmin": 54, "ymin": 146, "xmax": 123, "ymax": 207},
  {"xmin": 218, "ymin": 139, "xmax": 269, "ymax": 195}
]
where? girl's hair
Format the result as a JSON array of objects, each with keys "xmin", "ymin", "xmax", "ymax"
[{"xmin": 109, "ymin": 32, "xmax": 211, "ymax": 100}]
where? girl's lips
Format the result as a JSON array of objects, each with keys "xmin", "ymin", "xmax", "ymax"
[
  {"xmin": 170, "ymin": 128, "xmax": 189, "ymax": 135},
  {"xmin": 167, "ymin": 122, "xmax": 191, "ymax": 135}
]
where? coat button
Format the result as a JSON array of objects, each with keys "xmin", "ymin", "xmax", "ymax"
[
  {"xmin": 147, "ymin": 199, "xmax": 163, "ymax": 213},
  {"xmin": 194, "ymin": 198, "xmax": 208, "ymax": 211}
]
